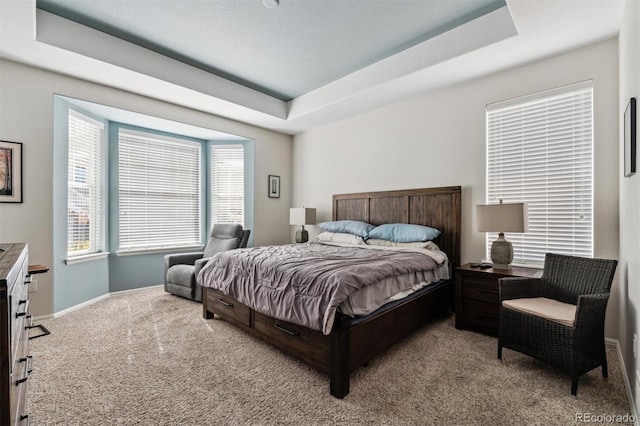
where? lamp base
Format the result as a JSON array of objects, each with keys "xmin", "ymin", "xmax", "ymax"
[
  {"xmin": 295, "ymin": 226, "xmax": 309, "ymax": 243},
  {"xmin": 490, "ymin": 232, "xmax": 513, "ymax": 270}
]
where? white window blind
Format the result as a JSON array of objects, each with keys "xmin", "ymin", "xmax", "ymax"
[
  {"xmin": 118, "ymin": 129, "xmax": 201, "ymax": 252},
  {"xmin": 67, "ymin": 110, "xmax": 105, "ymax": 257},
  {"xmin": 210, "ymin": 144, "xmax": 244, "ymax": 226},
  {"xmin": 486, "ymin": 81, "xmax": 593, "ymax": 265}
]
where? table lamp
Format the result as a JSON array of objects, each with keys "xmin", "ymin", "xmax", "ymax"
[
  {"xmin": 476, "ymin": 201, "xmax": 528, "ymax": 270},
  {"xmin": 289, "ymin": 207, "xmax": 316, "ymax": 243}
]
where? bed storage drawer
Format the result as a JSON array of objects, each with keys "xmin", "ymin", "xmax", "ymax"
[
  {"xmin": 206, "ymin": 289, "xmax": 251, "ymax": 327},
  {"xmin": 253, "ymin": 311, "xmax": 330, "ymax": 372}
]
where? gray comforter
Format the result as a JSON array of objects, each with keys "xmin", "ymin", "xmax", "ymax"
[{"xmin": 197, "ymin": 243, "xmax": 442, "ymax": 335}]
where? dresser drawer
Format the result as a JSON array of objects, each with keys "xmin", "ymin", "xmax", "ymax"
[
  {"xmin": 13, "ymin": 376, "xmax": 28, "ymax": 426},
  {"xmin": 461, "ymin": 276, "xmax": 499, "ymax": 303},
  {"xmin": 12, "ymin": 324, "xmax": 30, "ymax": 426},
  {"xmin": 207, "ymin": 289, "xmax": 251, "ymax": 327},
  {"xmin": 253, "ymin": 311, "xmax": 329, "ymax": 372},
  {"xmin": 10, "ymin": 300, "xmax": 28, "ymax": 365},
  {"xmin": 10, "ymin": 351, "xmax": 29, "ymax": 426}
]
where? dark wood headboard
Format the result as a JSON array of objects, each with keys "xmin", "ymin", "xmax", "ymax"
[{"xmin": 332, "ymin": 186, "xmax": 462, "ymax": 268}]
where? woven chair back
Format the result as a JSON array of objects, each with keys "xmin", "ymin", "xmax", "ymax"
[{"xmin": 541, "ymin": 253, "xmax": 617, "ymax": 305}]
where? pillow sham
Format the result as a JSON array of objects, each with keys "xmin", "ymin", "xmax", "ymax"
[
  {"xmin": 365, "ymin": 238, "xmax": 440, "ymax": 250},
  {"xmin": 367, "ymin": 223, "xmax": 440, "ymax": 243},
  {"xmin": 317, "ymin": 220, "xmax": 374, "ymax": 238},
  {"xmin": 314, "ymin": 232, "xmax": 366, "ymax": 246}
]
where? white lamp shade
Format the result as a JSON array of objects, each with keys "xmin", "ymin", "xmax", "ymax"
[
  {"xmin": 289, "ymin": 207, "xmax": 316, "ymax": 226},
  {"xmin": 476, "ymin": 203, "xmax": 528, "ymax": 233}
]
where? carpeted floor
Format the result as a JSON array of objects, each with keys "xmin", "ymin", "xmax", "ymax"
[{"xmin": 27, "ymin": 286, "xmax": 631, "ymax": 425}]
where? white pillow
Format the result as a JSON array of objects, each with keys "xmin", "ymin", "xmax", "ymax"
[
  {"xmin": 314, "ymin": 232, "xmax": 366, "ymax": 246},
  {"xmin": 365, "ymin": 238, "xmax": 440, "ymax": 250}
]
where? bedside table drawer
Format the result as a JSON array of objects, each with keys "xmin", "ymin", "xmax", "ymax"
[
  {"xmin": 461, "ymin": 277, "xmax": 499, "ymax": 303},
  {"xmin": 461, "ymin": 300, "xmax": 499, "ymax": 332},
  {"xmin": 455, "ymin": 263, "xmax": 540, "ymax": 335}
]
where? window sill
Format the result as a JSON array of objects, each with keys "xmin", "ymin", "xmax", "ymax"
[
  {"xmin": 116, "ymin": 246, "xmax": 204, "ymax": 257},
  {"xmin": 65, "ymin": 252, "xmax": 110, "ymax": 265}
]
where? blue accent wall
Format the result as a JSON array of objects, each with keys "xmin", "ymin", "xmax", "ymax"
[{"xmin": 52, "ymin": 96, "xmax": 110, "ymax": 312}]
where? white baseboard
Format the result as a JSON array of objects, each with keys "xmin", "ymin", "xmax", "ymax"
[
  {"xmin": 43, "ymin": 285, "xmax": 163, "ymax": 320},
  {"xmin": 52, "ymin": 294, "xmax": 111, "ymax": 319},
  {"xmin": 606, "ymin": 337, "xmax": 638, "ymax": 426}
]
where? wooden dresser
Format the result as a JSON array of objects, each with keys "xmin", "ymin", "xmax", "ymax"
[
  {"xmin": 455, "ymin": 263, "xmax": 540, "ymax": 335},
  {"xmin": 1, "ymin": 243, "xmax": 30, "ymax": 426}
]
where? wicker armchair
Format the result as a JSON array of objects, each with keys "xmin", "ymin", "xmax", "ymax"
[{"xmin": 498, "ymin": 253, "xmax": 617, "ymax": 396}]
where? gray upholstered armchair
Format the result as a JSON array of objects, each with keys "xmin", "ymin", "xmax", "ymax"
[
  {"xmin": 164, "ymin": 223, "xmax": 250, "ymax": 302},
  {"xmin": 498, "ymin": 252, "xmax": 617, "ymax": 395}
]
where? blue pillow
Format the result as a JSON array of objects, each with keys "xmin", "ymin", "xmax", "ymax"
[
  {"xmin": 318, "ymin": 220, "xmax": 375, "ymax": 238},
  {"xmin": 368, "ymin": 223, "xmax": 440, "ymax": 243}
]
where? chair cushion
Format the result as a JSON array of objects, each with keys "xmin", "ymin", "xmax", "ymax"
[
  {"xmin": 203, "ymin": 238, "xmax": 241, "ymax": 258},
  {"xmin": 166, "ymin": 264, "xmax": 196, "ymax": 287},
  {"xmin": 211, "ymin": 223, "xmax": 244, "ymax": 239},
  {"xmin": 502, "ymin": 297, "xmax": 576, "ymax": 327}
]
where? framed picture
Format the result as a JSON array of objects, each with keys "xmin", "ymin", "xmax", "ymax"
[
  {"xmin": 268, "ymin": 175, "xmax": 280, "ymax": 198},
  {"xmin": 624, "ymin": 97, "xmax": 636, "ymax": 177},
  {"xmin": 0, "ymin": 140, "xmax": 23, "ymax": 203}
]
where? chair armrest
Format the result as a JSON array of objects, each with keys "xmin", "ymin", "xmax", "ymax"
[
  {"xmin": 499, "ymin": 277, "xmax": 548, "ymax": 301},
  {"xmin": 164, "ymin": 252, "xmax": 204, "ymax": 270},
  {"xmin": 574, "ymin": 293, "xmax": 609, "ymax": 330},
  {"xmin": 194, "ymin": 257, "xmax": 211, "ymax": 282}
]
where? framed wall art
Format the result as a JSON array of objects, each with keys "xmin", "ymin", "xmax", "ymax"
[
  {"xmin": 625, "ymin": 97, "xmax": 636, "ymax": 177},
  {"xmin": 0, "ymin": 140, "xmax": 23, "ymax": 203},
  {"xmin": 268, "ymin": 174, "xmax": 280, "ymax": 198}
]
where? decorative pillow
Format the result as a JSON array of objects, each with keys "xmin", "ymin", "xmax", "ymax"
[
  {"xmin": 317, "ymin": 220, "xmax": 374, "ymax": 238},
  {"xmin": 365, "ymin": 239, "xmax": 440, "ymax": 250},
  {"xmin": 314, "ymin": 232, "xmax": 366, "ymax": 246},
  {"xmin": 367, "ymin": 223, "xmax": 440, "ymax": 243}
]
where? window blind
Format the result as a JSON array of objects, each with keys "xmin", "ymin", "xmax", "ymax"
[
  {"xmin": 118, "ymin": 129, "xmax": 201, "ymax": 252},
  {"xmin": 67, "ymin": 110, "xmax": 105, "ymax": 256},
  {"xmin": 210, "ymin": 145, "xmax": 244, "ymax": 226},
  {"xmin": 486, "ymin": 81, "xmax": 593, "ymax": 265}
]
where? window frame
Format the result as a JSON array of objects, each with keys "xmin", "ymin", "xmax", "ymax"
[
  {"xmin": 66, "ymin": 108, "xmax": 107, "ymax": 260},
  {"xmin": 485, "ymin": 81, "xmax": 594, "ymax": 266},
  {"xmin": 116, "ymin": 126, "xmax": 204, "ymax": 254},
  {"xmin": 209, "ymin": 142, "xmax": 246, "ymax": 228}
]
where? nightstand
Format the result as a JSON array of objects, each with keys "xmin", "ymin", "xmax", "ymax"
[{"xmin": 455, "ymin": 263, "xmax": 541, "ymax": 335}]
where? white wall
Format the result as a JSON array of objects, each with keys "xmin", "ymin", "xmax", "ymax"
[
  {"xmin": 0, "ymin": 59, "xmax": 292, "ymax": 317},
  {"xmin": 292, "ymin": 39, "xmax": 620, "ymax": 337},
  {"xmin": 618, "ymin": 0, "xmax": 640, "ymax": 407}
]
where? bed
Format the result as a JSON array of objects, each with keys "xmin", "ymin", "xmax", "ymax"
[{"xmin": 200, "ymin": 186, "xmax": 461, "ymax": 398}]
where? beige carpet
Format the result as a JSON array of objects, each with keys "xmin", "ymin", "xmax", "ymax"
[{"xmin": 27, "ymin": 286, "xmax": 631, "ymax": 425}]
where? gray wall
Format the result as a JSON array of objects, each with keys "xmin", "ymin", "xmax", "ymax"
[
  {"xmin": 292, "ymin": 38, "xmax": 620, "ymax": 337},
  {"xmin": 618, "ymin": 0, "xmax": 640, "ymax": 410}
]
